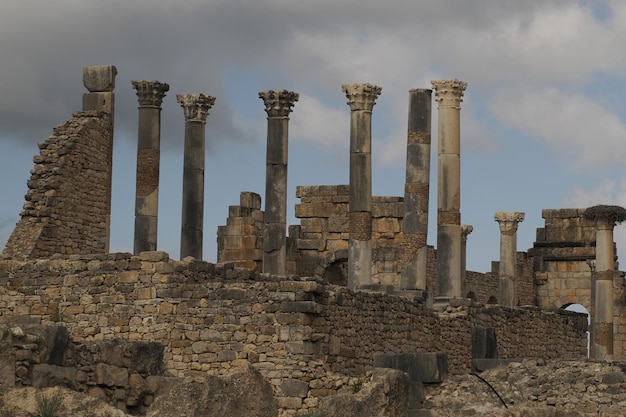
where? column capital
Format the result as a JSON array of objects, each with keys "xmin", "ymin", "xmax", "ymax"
[
  {"xmin": 584, "ymin": 205, "xmax": 626, "ymax": 231},
  {"xmin": 342, "ymin": 83, "xmax": 382, "ymax": 111},
  {"xmin": 494, "ymin": 211, "xmax": 525, "ymax": 233},
  {"xmin": 176, "ymin": 94, "xmax": 216, "ymax": 123},
  {"xmin": 461, "ymin": 224, "xmax": 473, "ymax": 241},
  {"xmin": 132, "ymin": 80, "xmax": 169, "ymax": 108},
  {"xmin": 431, "ymin": 79, "xmax": 467, "ymax": 108},
  {"xmin": 259, "ymin": 90, "xmax": 299, "ymax": 118}
]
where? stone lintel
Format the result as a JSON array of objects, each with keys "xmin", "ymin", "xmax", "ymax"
[
  {"xmin": 431, "ymin": 79, "xmax": 467, "ymax": 108},
  {"xmin": 177, "ymin": 94, "xmax": 216, "ymax": 123},
  {"xmin": 132, "ymin": 80, "xmax": 170, "ymax": 108},
  {"xmin": 342, "ymin": 83, "xmax": 382, "ymax": 111},
  {"xmin": 83, "ymin": 66, "xmax": 117, "ymax": 92},
  {"xmin": 259, "ymin": 89, "xmax": 299, "ymax": 118}
]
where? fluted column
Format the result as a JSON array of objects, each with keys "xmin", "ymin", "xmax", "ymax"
[
  {"xmin": 400, "ymin": 88, "xmax": 432, "ymax": 290},
  {"xmin": 494, "ymin": 212, "xmax": 524, "ymax": 307},
  {"xmin": 461, "ymin": 224, "xmax": 473, "ymax": 293},
  {"xmin": 82, "ymin": 66, "xmax": 117, "ymax": 253},
  {"xmin": 259, "ymin": 89, "xmax": 299, "ymax": 275},
  {"xmin": 177, "ymin": 94, "xmax": 216, "ymax": 259},
  {"xmin": 432, "ymin": 79, "xmax": 467, "ymax": 299},
  {"xmin": 132, "ymin": 80, "xmax": 169, "ymax": 254},
  {"xmin": 342, "ymin": 83, "xmax": 382, "ymax": 290}
]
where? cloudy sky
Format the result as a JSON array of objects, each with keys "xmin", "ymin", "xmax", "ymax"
[{"xmin": 1, "ymin": 0, "xmax": 626, "ymax": 273}]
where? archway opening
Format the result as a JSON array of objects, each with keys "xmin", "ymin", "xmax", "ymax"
[{"xmin": 563, "ymin": 303, "xmax": 590, "ymax": 358}]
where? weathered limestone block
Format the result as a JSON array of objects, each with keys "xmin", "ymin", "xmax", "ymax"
[{"xmin": 146, "ymin": 365, "xmax": 277, "ymax": 417}]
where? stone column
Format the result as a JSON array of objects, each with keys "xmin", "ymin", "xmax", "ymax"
[
  {"xmin": 432, "ymin": 79, "xmax": 467, "ymax": 299},
  {"xmin": 494, "ymin": 212, "xmax": 524, "ymax": 307},
  {"xmin": 461, "ymin": 224, "xmax": 473, "ymax": 292},
  {"xmin": 131, "ymin": 80, "xmax": 169, "ymax": 255},
  {"xmin": 259, "ymin": 90, "xmax": 299, "ymax": 275},
  {"xmin": 400, "ymin": 88, "xmax": 432, "ymax": 290},
  {"xmin": 583, "ymin": 205, "xmax": 626, "ymax": 360},
  {"xmin": 342, "ymin": 83, "xmax": 382, "ymax": 290},
  {"xmin": 82, "ymin": 66, "xmax": 117, "ymax": 252},
  {"xmin": 177, "ymin": 94, "xmax": 216, "ymax": 259}
]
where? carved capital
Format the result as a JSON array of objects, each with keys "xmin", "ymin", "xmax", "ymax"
[
  {"xmin": 342, "ymin": 83, "xmax": 382, "ymax": 111},
  {"xmin": 494, "ymin": 211, "xmax": 525, "ymax": 233},
  {"xmin": 461, "ymin": 224, "xmax": 474, "ymax": 241},
  {"xmin": 259, "ymin": 90, "xmax": 299, "ymax": 118},
  {"xmin": 176, "ymin": 94, "xmax": 216, "ymax": 123},
  {"xmin": 132, "ymin": 80, "xmax": 169, "ymax": 108},
  {"xmin": 431, "ymin": 79, "xmax": 467, "ymax": 108}
]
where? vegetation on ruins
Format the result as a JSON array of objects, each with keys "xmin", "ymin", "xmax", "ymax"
[{"xmin": 583, "ymin": 205, "xmax": 626, "ymax": 226}]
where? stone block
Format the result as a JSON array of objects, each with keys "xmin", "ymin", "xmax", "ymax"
[
  {"xmin": 280, "ymin": 378, "xmax": 310, "ymax": 398},
  {"xmin": 373, "ymin": 352, "xmax": 448, "ymax": 383},
  {"xmin": 83, "ymin": 65, "xmax": 117, "ymax": 92},
  {"xmin": 32, "ymin": 364, "xmax": 77, "ymax": 389},
  {"xmin": 96, "ymin": 363, "xmax": 129, "ymax": 387},
  {"xmin": 240, "ymin": 192, "xmax": 262, "ymax": 210},
  {"xmin": 280, "ymin": 301, "xmax": 324, "ymax": 314},
  {"xmin": 139, "ymin": 251, "xmax": 169, "ymax": 262}
]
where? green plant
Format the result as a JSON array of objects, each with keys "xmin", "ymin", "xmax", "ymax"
[
  {"xmin": 351, "ymin": 379, "xmax": 363, "ymax": 393},
  {"xmin": 36, "ymin": 390, "xmax": 63, "ymax": 417}
]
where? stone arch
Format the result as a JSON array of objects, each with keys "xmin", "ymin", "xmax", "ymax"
[
  {"xmin": 466, "ymin": 291, "xmax": 476, "ymax": 301},
  {"xmin": 487, "ymin": 295, "xmax": 498, "ymax": 305},
  {"xmin": 314, "ymin": 249, "xmax": 348, "ymax": 286}
]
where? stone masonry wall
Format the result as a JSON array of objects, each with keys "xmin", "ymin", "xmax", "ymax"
[
  {"xmin": 217, "ymin": 191, "xmax": 264, "ymax": 270},
  {"xmin": 2, "ymin": 111, "xmax": 113, "ymax": 259},
  {"xmin": 529, "ymin": 208, "xmax": 626, "ymax": 359},
  {"xmin": 291, "ymin": 185, "xmax": 404, "ymax": 285},
  {"xmin": 0, "ymin": 252, "xmax": 587, "ymax": 414}
]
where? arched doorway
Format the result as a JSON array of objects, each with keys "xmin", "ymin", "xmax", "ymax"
[{"xmin": 563, "ymin": 303, "xmax": 590, "ymax": 358}]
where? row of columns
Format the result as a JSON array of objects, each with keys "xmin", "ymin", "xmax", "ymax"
[{"xmin": 131, "ymin": 81, "xmax": 216, "ymax": 259}]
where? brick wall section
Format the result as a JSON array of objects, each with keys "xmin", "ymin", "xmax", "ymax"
[
  {"xmin": 2, "ymin": 111, "xmax": 113, "ymax": 259},
  {"xmin": 217, "ymin": 191, "xmax": 264, "ymax": 270},
  {"xmin": 0, "ymin": 252, "xmax": 588, "ymax": 413}
]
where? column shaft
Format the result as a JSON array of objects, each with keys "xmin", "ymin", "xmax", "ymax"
[
  {"xmin": 401, "ymin": 89, "xmax": 432, "ymax": 290},
  {"xmin": 259, "ymin": 90, "xmax": 299, "ymax": 275},
  {"xmin": 594, "ymin": 221, "xmax": 614, "ymax": 360},
  {"xmin": 342, "ymin": 83, "xmax": 382, "ymax": 290},
  {"xmin": 82, "ymin": 66, "xmax": 117, "ymax": 253},
  {"xmin": 178, "ymin": 94, "xmax": 216, "ymax": 259},
  {"xmin": 494, "ymin": 212, "xmax": 524, "ymax": 307},
  {"xmin": 461, "ymin": 224, "xmax": 473, "ymax": 293},
  {"xmin": 432, "ymin": 79, "xmax": 466, "ymax": 299},
  {"xmin": 132, "ymin": 80, "xmax": 169, "ymax": 255}
]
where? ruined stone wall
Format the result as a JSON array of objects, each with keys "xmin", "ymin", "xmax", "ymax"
[
  {"xmin": 0, "ymin": 324, "xmax": 167, "ymax": 414},
  {"xmin": 530, "ymin": 208, "xmax": 597, "ymax": 311},
  {"xmin": 290, "ymin": 185, "xmax": 404, "ymax": 285},
  {"xmin": 2, "ymin": 111, "xmax": 113, "ymax": 259},
  {"xmin": 217, "ymin": 191, "xmax": 264, "ymax": 270},
  {"xmin": 0, "ymin": 253, "xmax": 587, "ymax": 408}
]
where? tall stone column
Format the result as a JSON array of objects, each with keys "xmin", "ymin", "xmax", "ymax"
[
  {"xmin": 494, "ymin": 212, "xmax": 524, "ymax": 306},
  {"xmin": 131, "ymin": 80, "xmax": 169, "ymax": 255},
  {"xmin": 342, "ymin": 83, "xmax": 382, "ymax": 290},
  {"xmin": 83, "ymin": 66, "xmax": 117, "ymax": 252},
  {"xmin": 259, "ymin": 90, "xmax": 299, "ymax": 275},
  {"xmin": 177, "ymin": 94, "xmax": 216, "ymax": 259},
  {"xmin": 584, "ymin": 205, "xmax": 626, "ymax": 360},
  {"xmin": 461, "ymin": 224, "xmax": 473, "ymax": 293},
  {"xmin": 400, "ymin": 88, "xmax": 432, "ymax": 290},
  {"xmin": 432, "ymin": 79, "xmax": 467, "ymax": 299}
]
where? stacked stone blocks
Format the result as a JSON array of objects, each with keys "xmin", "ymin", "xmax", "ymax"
[
  {"xmin": 217, "ymin": 192, "xmax": 264, "ymax": 270},
  {"xmin": 2, "ymin": 112, "xmax": 113, "ymax": 259}
]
